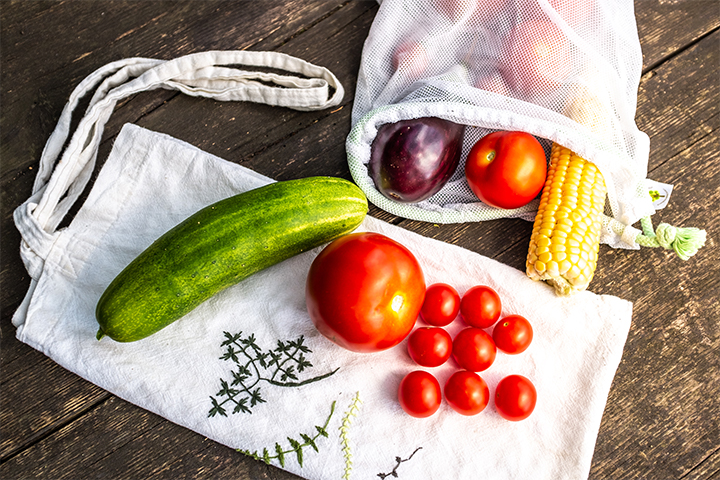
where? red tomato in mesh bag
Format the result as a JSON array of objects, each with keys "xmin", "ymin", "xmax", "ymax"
[
  {"xmin": 502, "ymin": 20, "xmax": 572, "ymax": 95},
  {"xmin": 435, "ymin": 0, "xmax": 509, "ymax": 22},
  {"xmin": 306, "ymin": 232, "xmax": 425, "ymax": 353},
  {"xmin": 392, "ymin": 40, "xmax": 429, "ymax": 78},
  {"xmin": 465, "ymin": 131, "xmax": 547, "ymax": 209},
  {"xmin": 548, "ymin": 0, "xmax": 595, "ymax": 27}
]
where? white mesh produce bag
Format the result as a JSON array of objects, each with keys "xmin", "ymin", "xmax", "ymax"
[{"xmin": 347, "ymin": 0, "xmax": 657, "ymax": 248}]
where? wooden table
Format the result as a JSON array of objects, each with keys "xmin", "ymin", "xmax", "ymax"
[{"xmin": 1, "ymin": 1, "xmax": 718, "ymax": 479}]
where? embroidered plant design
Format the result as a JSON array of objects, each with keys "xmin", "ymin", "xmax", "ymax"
[
  {"xmin": 377, "ymin": 447, "xmax": 423, "ymax": 479},
  {"xmin": 340, "ymin": 392, "xmax": 362, "ymax": 479},
  {"xmin": 209, "ymin": 331, "xmax": 339, "ymax": 417},
  {"xmin": 238, "ymin": 400, "xmax": 336, "ymax": 468}
]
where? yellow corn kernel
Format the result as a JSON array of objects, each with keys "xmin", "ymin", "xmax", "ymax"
[
  {"xmin": 536, "ymin": 235, "xmax": 551, "ymax": 248},
  {"xmin": 526, "ymin": 143, "xmax": 607, "ymax": 295},
  {"xmin": 550, "ymin": 244, "xmax": 566, "ymax": 253},
  {"xmin": 538, "ymin": 251, "xmax": 552, "ymax": 264},
  {"xmin": 558, "ymin": 259, "xmax": 572, "ymax": 275}
]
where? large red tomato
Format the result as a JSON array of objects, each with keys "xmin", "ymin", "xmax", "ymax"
[
  {"xmin": 465, "ymin": 130, "xmax": 547, "ymax": 209},
  {"xmin": 306, "ymin": 232, "xmax": 426, "ymax": 353}
]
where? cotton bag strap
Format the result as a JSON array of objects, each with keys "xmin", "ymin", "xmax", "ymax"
[{"xmin": 14, "ymin": 50, "xmax": 344, "ymax": 279}]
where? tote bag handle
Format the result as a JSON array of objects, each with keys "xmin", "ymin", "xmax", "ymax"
[{"xmin": 14, "ymin": 51, "xmax": 345, "ymax": 279}]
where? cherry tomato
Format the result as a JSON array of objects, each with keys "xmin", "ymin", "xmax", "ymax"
[
  {"xmin": 501, "ymin": 20, "xmax": 572, "ymax": 95},
  {"xmin": 398, "ymin": 370, "xmax": 442, "ymax": 418},
  {"xmin": 465, "ymin": 131, "xmax": 547, "ymax": 210},
  {"xmin": 460, "ymin": 285, "xmax": 502, "ymax": 328},
  {"xmin": 306, "ymin": 232, "xmax": 426, "ymax": 353},
  {"xmin": 452, "ymin": 327, "xmax": 496, "ymax": 372},
  {"xmin": 407, "ymin": 327, "xmax": 453, "ymax": 367},
  {"xmin": 492, "ymin": 315, "xmax": 533, "ymax": 354},
  {"xmin": 444, "ymin": 370, "xmax": 490, "ymax": 416},
  {"xmin": 495, "ymin": 374, "xmax": 537, "ymax": 421},
  {"xmin": 420, "ymin": 283, "xmax": 460, "ymax": 326}
]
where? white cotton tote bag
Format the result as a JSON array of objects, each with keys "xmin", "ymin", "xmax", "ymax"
[{"xmin": 13, "ymin": 51, "xmax": 632, "ymax": 480}]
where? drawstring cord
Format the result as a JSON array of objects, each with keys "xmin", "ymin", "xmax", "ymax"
[{"xmin": 636, "ymin": 216, "xmax": 707, "ymax": 260}]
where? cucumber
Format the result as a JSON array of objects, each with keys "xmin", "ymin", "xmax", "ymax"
[{"xmin": 95, "ymin": 176, "xmax": 368, "ymax": 342}]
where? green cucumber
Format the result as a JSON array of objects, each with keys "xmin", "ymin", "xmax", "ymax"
[{"xmin": 95, "ymin": 176, "xmax": 368, "ymax": 342}]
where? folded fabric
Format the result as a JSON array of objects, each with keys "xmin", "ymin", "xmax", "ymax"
[{"xmin": 13, "ymin": 123, "xmax": 632, "ymax": 480}]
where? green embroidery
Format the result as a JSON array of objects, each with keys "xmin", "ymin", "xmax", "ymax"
[
  {"xmin": 209, "ymin": 331, "xmax": 339, "ymax": 416},
  {"xmin": 377, "ymin": 447, "xmax": 423, "ymax": 479},
  {"xmin": 238, "ymin": 400, "xmax": 336, "ymax": 468},
  {"xmin": 340, "ymin": 392, "xmax": 362, "ymax": 479}
]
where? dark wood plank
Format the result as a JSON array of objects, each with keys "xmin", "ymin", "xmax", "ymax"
[
  {"xmin": 127, "ymin": 0, "xmax": 379, "ymax": 179},
  {"xmin": 0, "ymin": 2, "xmax": 357, "ymax": 477},
  {"xmin": 1, "ymin": 347, "xmax": 110, "ymax": 459},
  {"xmin": 1, "ymin": 1, "xmax": 718, "ymax": 480},
  {"xmin": 0, "ymin": 0, "xmax": 346, "ymax": 170},
  {"xmin": 635, "ymin": 0, "xmax": 720, "ymax": 70},
  {"xmin": 0, "ymin": 395, "xmax": 303, "ymax": 480},
  {"xmin": 637, "ymin": 38, "xmax": 719, "ymax": 174},
  {"xmin": 587, "ymin": 29, "xmax": 720, "ymax": 479},
  {"xmin": 0, "ymin": 2, "xmax": 376, "ymax": 479},
  {"xmin": 690, "ymin": 449, "xmax": 720, "ymax": 479}
]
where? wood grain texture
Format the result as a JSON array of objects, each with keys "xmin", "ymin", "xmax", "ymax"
[
  {"xmin": 587, "ymin": 26, "xmax": 720, "ymax": 480},
  {"xmin": 1, "ymin": 1, "xmax": 718, "ymax": 479}
]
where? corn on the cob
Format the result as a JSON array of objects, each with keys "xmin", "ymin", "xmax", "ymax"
[{"xmin": 526, "ymin": 143, "xmax": 607, "ymax": 295}]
